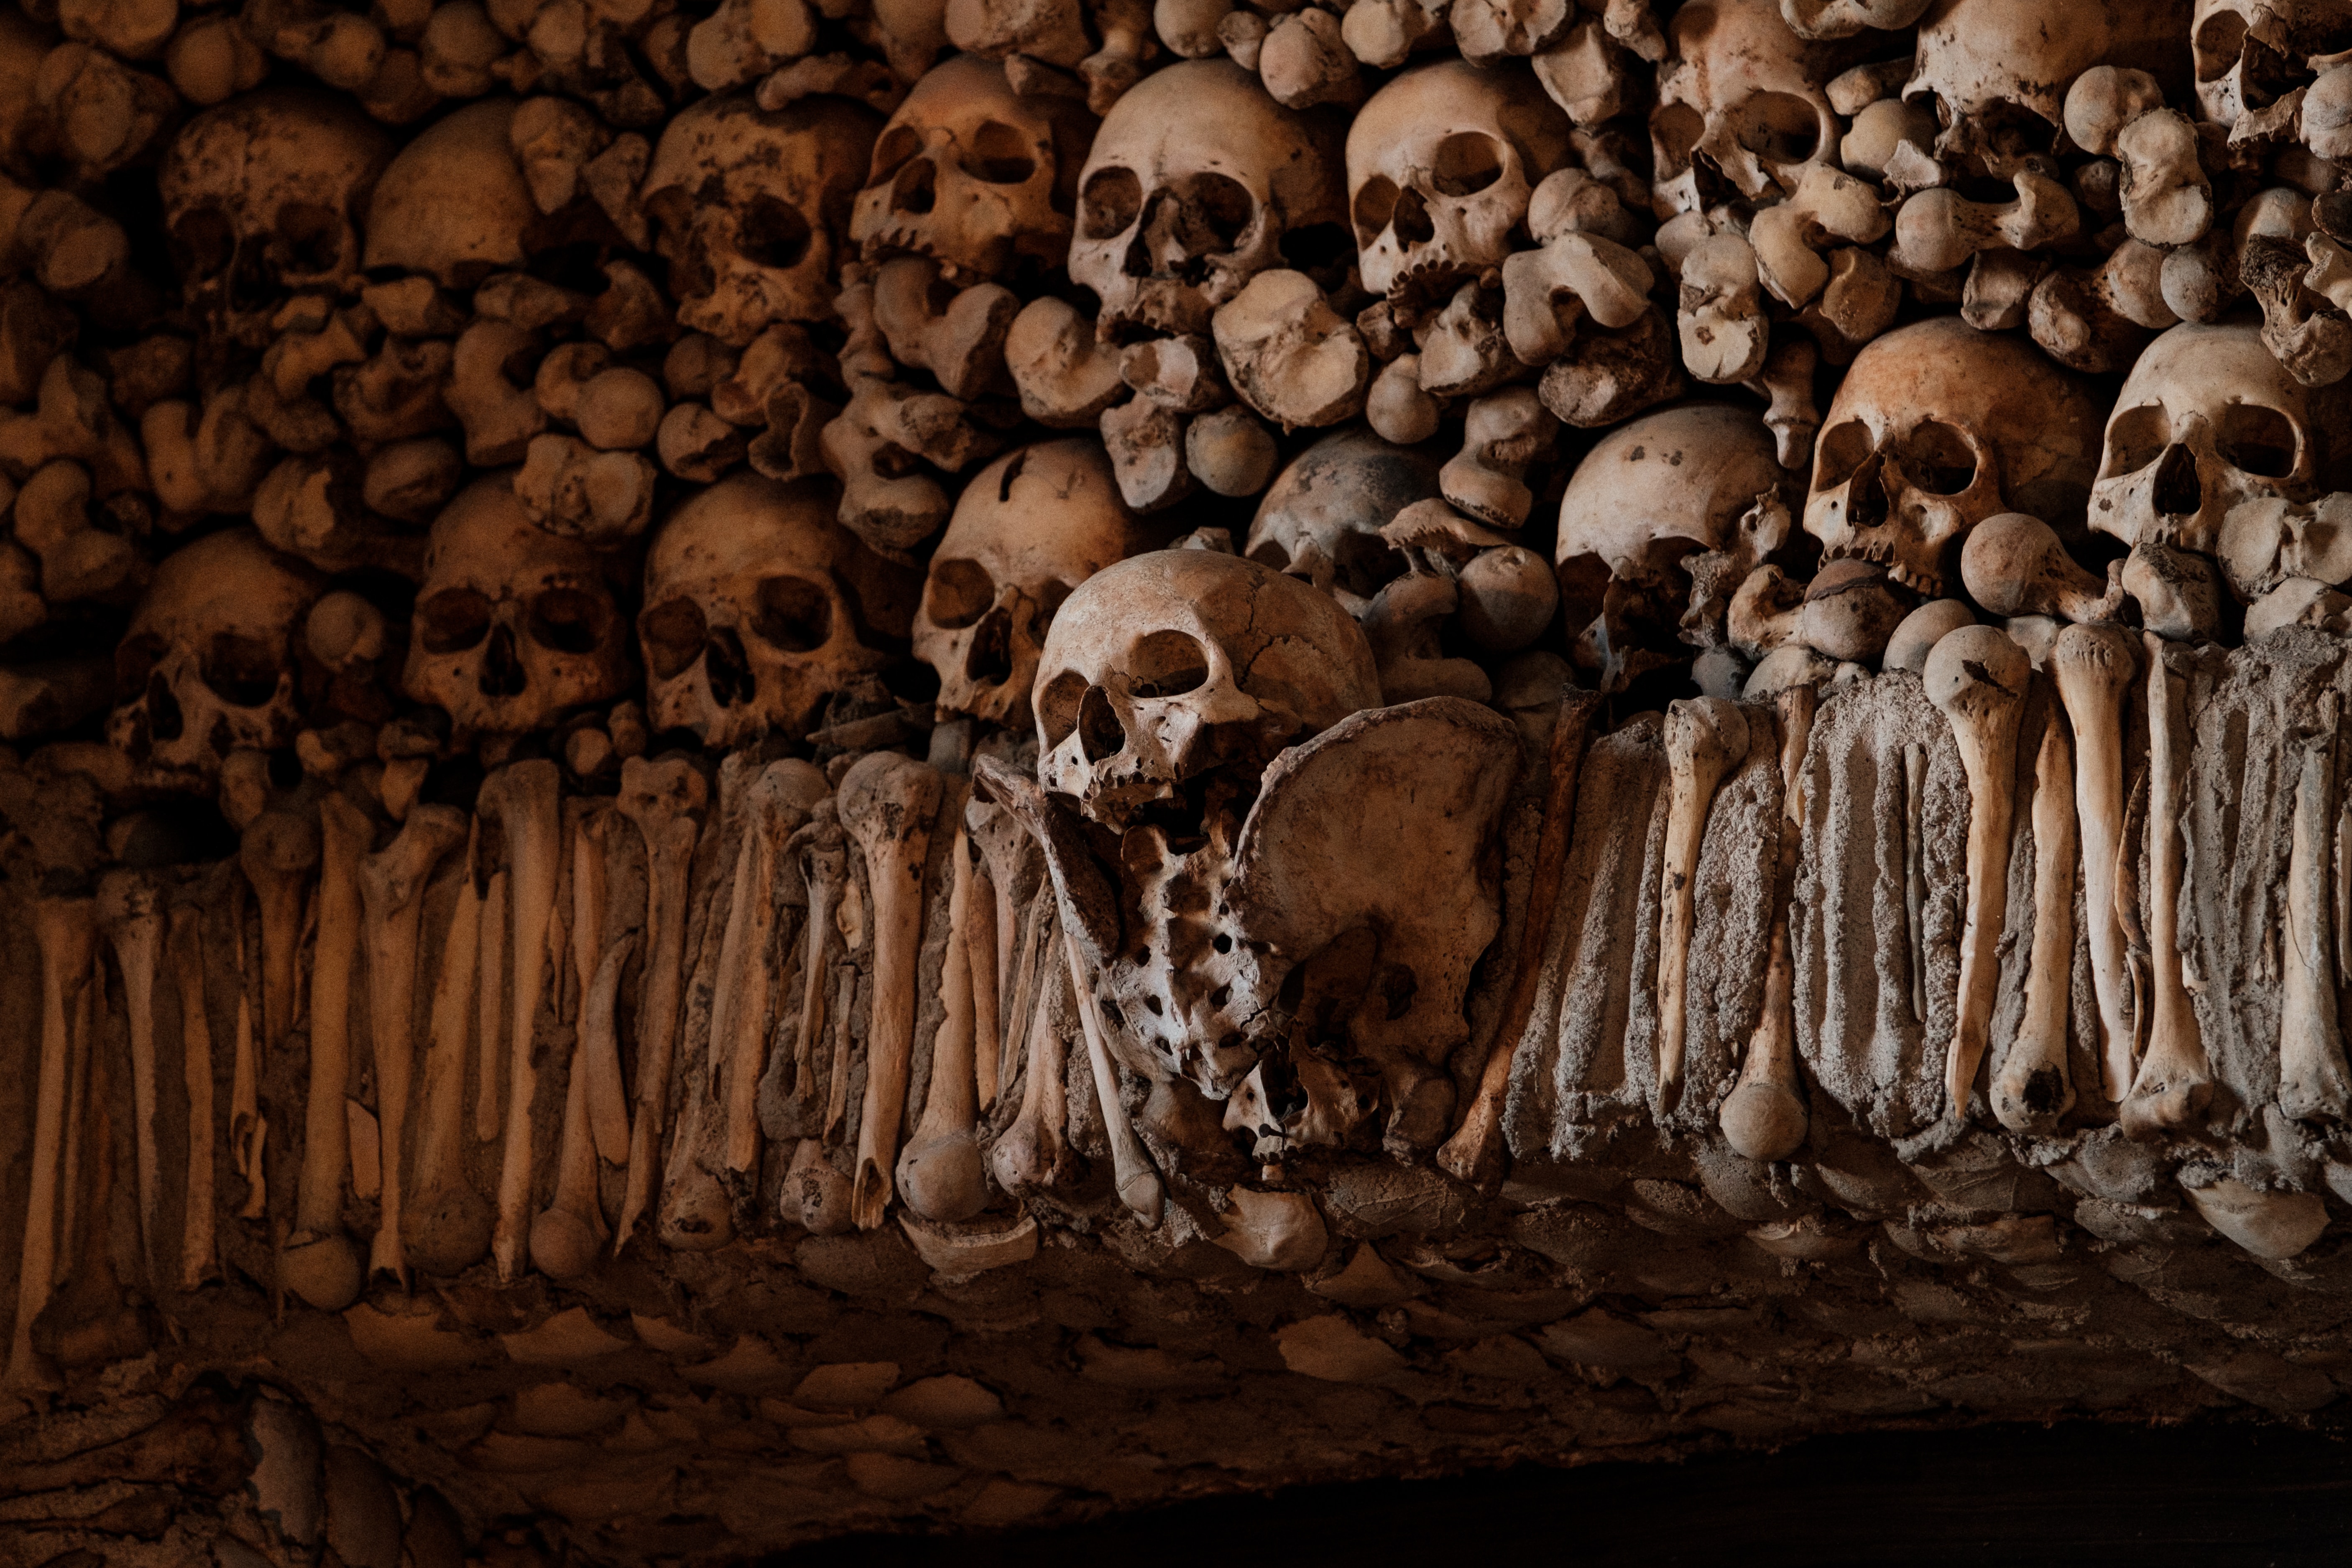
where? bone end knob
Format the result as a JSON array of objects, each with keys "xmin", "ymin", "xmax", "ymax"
[
  {"xmin": 2049, "ymin": 622, "xmax": 2138, "ymax": 1101},
  {"xmin": 1656, "ymin": 695, "xmax": 1751, "ymax": 1111},
  {"xmin": 1923, "ymin": 624, "xmax": 2032, "ymax": 1124}
]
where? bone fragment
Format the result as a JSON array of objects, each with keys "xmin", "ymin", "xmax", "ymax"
[
  {"xmin": 1440, "ymin": 691, "xmax": 1604, "ymax": 1182},
  {"xmin": 1992, "ymin": 718, "xmax": 2078, "ymax": 1135},
  {"xmin": 2121, "ymin": 633, "xmax": 2213, "ymax": 1136},
  {"xmin": 615, "ymin": 756, "xmax": 709, "ymax": 1251},
  {"xmin": 5, "ymin": 898, "xmax": 93, "ymax": 1395},
  {"xmin": 481, "ymin": 761, "xmax": 562, "ymax": 1281},
  {"xmin": 1722, "ymin": 683, "xmax": 1816, "ymax": 1160},
  {"xmin": 408, "ymin": 824, "xmax": 492, "ymax": 1278},
  {"xmin": 282, "ymin": 795, "xmax": 370, "ymax": 1314},
  {"xmin": 897, "ymin": 824, "xmax": 988, "ymax": 1223},
  {"xmin": 2051, "ymin": 622, "xmax": 2139, "ymax": 1101},
  {"xmin": 1923, "ymin": 625, "xmax": 2030, "ymax": 1123},
  {"xmin": 839, "ymin": 752, "xmax": 944, "ymax": 1230},
  {"xmin": 2278, "ymin": 698, "xmax": 2352, "ymax": 1124},
  {"xmin": 357, "ymin": 805, "xmax": 467, "ymax": 1285},
  {"xmin": 166, "ymin": 905, "xmax": 218, "ymax": 1289},
  {"xmin": 1656, "ymin": 696, "xmax": 1752, "ymax": 1111},
  {"xmin": 97, "ymin": 870, "xmax": 163, "ymax": 1289}
]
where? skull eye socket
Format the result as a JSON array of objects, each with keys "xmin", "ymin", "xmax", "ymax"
[
  {"xmin": 1352, "ymin": 176, "xmax": 1399, "ymax": 248},
  {"xmin": 1813, "ymin": 419, "xmax": 1876, "ymax": 491},
  {"xmin": 640, "ymin": 598, "xmax": 708, "ymax": 680},
  {"xmin": 1333, "ymin": 531, "xmax": 1405, "ymax": 600},
  {"xmin": 739, "ymin": 195, "xmax": 814, "ymax": 271},
  {"xmin": 1651, "ymin": 103, "xmax": 1703, "ymax": 172},
  {"xmin": 961, "ymin": 121, "xmax": 1037, "ymax": 184},
  {"xmin": 2217, "ymin": 403, "xmax": 2299, "ymax": 478},
  {"xmin": 1430, "ymin": 133, "xmax": 1505, "ymax": 197},
  {"xmin": 528, "ymin": 587, "xmax": 613, "ymax": 655},
  {"xmin": 1124, "ymin": 630, "xmax": 1208, "ymax": 699},
  {"xmin": 201, "ymin": 633, "xmax": 282, "ymax": 707},
  {"xmin": 1037, "ymin": 669, "xmax": 1091, "ymax": 748},
  {"xmin": 171, "ymin": 204, "xmax": 236, "ymax": 283},
  {"xmin": 925, "ymin": 558, "xmax": 995, "ymax": 631},
  {"xmin": 1246, "ymin": 539, "xmax": 1292, "ymax": 573},
  {"xmin": 1187, "ymin": 174, "xmax": 1257, "ymax": 250},
  {"xmin": 869, "ymin": 123, "xmax": 922, "ymax": 185},
  {"xmin": 2194, "ymin": 9, "xmax": 2248, "ymax": 82},
  {"xmin": 115, "ymin": 632, "xmax": 165, "ymax": 696},
  {"xmin": 1899, "ymin": 421, "xmax": 1977, "ymax": 495},
  {"xmin": 1732, "ymin": 92, "xmax": 1824, "ymax": 166},
  {"xmin": 2102, "ymin": 404, "xmax": 2171, "ymax": 479},
  {"xmin": 1080, "ymin": 166, "xmax": 1142, "ymax": 239},
  {"xmin": 752, "ymin": 574, "xmax": 834, "ymax": 652},
  {"xmin": 418, "ymin": 588, "xmax": 494, "ymax": 654},
  {"xmin": 273, "ymin": 202, "xmax": 346, "ymax": 276}
]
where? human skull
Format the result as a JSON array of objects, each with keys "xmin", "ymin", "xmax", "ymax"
[
  {"xmin": 1806, "ymin": 317, "xmax": 2104, "ymax": 596},
  {"xmin": 159, "ymin": 89, "xmax": 393, "ymax": 334},
  {"xmin": 1650, "ymin": 0, "xmax": 1869, "ymax": 216},
  {"xmin": 108, "ymin": 529, "xmax": 324, "ymax": 792},
  {"xmin": 1346, "ymin": 60, "xmax": 1572, "ymax": 313},
  {"xmin": 1245, "ymin": 427, "xmax": 1443, "ymax": 615},
  {"xmin": 1556, "ymin": 402, "xmax": 1795, "ymax": 686},
  {"xmin": 640, "ymin": 473, "xmax": 892, "ymax": 747},
  {"xmin": 2191, "ymin": 0, "xmax": 2352, "ymax": 126},
  {"xmin": 850, "ymin": 55, "xmax": 1097, "ymax": 283},
  {"xmin": 1908, "ymin": 0, "xmax": 2194, "ymax": 173},
  {"xmin": 360, "ymin": 100, "xmax": 539, "ymax": 290},
  {"xmin": 645, "ymin": 90, "xmax": 882, "ymax": 346},
  {"xmin": 403, "ymin": 475, "xmax": 633, "ymax": 735},
  {"xmin": 1067, "ymin": 59, "xmax": 1350, "ymax": 341},
  {"xmin": 1033, "ymin": 550, "xmax": 1380, "ymax": 829},
  {"xmin": 914, "ymin": 440, "xmax": 1159, "ymax": 729},
  {"xmin": 2090, "ymin": 320, "xmax": 2352, "ymax": 556}
]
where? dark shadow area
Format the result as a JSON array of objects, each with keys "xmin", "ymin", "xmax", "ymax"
[{"xmin": 776, "ymin": 1420, "xmax": 2352, "ymax": 1568}]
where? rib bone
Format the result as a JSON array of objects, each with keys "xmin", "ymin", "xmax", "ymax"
[
  {"xmin": 1657, "ymin": 696, "xmax": 1752, "ymax": 1111},
  {"xmin": 838, "ymin": 751, "xmax": 943, "ymax": 1230},
  {"xmin": 2121, "ymin": 633, "xmax": 2213, "ymax": 1136},
  {"xmin": 1923, "ymin": 625, "xmax": 2031, "ymax": 1123},
  {"xmin": 1992, "ymin": 718, "xmax": 2078, "ymax": 1134},
  {"xmin": 2050, "ymin": 622, "xmax": 2138, "ymax": 1101}
]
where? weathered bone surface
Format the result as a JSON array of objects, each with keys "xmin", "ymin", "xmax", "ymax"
[{"xmin": 26, "ymin": 2, "xmax": 2352, "ymax": 1562}]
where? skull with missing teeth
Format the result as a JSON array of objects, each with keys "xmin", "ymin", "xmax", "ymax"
[
  {"xmin": 2091, "ymin": 319, "xmax": 2352, "ymax": 555},
  {"xmin": 645, "ymin": 90, "xmax": 881, "ymax": 345},
  {"xmin": 108, "ymin": 528, "xmax": 324, "ymax": 791},
  {"xmin": 404, "ymin": 477, "xmax": 633, "ymax": 735},
  {"xmin": 1805, "ymin": 317, "xmax": 2104, "ymax": 596},
  {"xmin": 915, "ymin": 439, "xmax": 1162, "ymax": 728},
  {"xmin": 640, "ymin": 473, "xmax": 901, "ymax": 748},
  {"xmin": 1033, "ymin": 550, "xmax": 1381, "ymax": 831},
  {"xmin": 1347, "ymin": 59, "xmax": 1572, "ymax": 314},
  {"xmin": 850, "ymin": 55, "xmax": 1098, "ymax": 282},
  {"xmin": 1067, "ymin": 59, "xmax": 1350, "ymax": 340}
]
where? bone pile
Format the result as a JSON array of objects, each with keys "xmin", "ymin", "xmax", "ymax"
[{"xmin": 24, "ymin": 0, "xmax": 2352, "ymax": 1560}]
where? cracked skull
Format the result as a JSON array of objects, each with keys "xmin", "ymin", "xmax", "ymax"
[
  {"xmin": 1067, "ymin": 59, "xmax": 1350, "ymax": 340},
  {"xmin": 915, "ymin": 439, "xmax": 1161, "ymax": 729},
  {"xmin": 403, "ymin": 475, "xmax": 632, "ymax": 735},
  {"xmin": 1033, "ymin": 549, "xmax": 1381, "ymax": 831},
  {"xmin": 646, "ymin": 90, "xmax": 882, "ymax": 346},
  {"xmin": 1650, "ymin": 0, "xmax": 1869, "ymax": 215},
  {"xmin": 1805, "ymin": 317, "xmax": 2104, "ymax": 596},
  {"xmin": 2090, "ymin": 319, "xmax": 2352, "ymax": 555},
  {"xmin": 108, "ymin": 528, "xmax": 324, "ymax": 792},
  {"xmin": 850, "ymin": 54, "xmax": 1097, "ymax": 281},
  {"xmin": 1347, "ymin": 59, "xmax": 1572, "ymax": 312}
]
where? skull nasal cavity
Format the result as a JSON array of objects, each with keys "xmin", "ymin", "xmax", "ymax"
[
  {"xmin": 891, "ymin": 157, "xmax": 936, "ymax": 216},
  {"xmin": 480, "ymin": 623, "xmax": 527, "ymax": 698},
  {"xmin": 144, "ymin": 672, "xmax": 184, "ymax": 743},
  {"xmin": 964, "ymin": 604, "xmax": 1014, "ymax": 690},
  {"xmin": 2153, "ymin": 443, "xmax": 2202, "ymax": 516},
  {"xmin": 1391, "ymin": 186, "xmax": 1433, "ymax": 248},
  {"xmin": 1078, "ymin": 685, "xmax": 1124, "ymax": 763},
  {"xmin": 706, "ymin": 626, "xmax": 752, "ymax": 708}
]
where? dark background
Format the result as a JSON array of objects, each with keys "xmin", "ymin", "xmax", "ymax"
[{"xmin": 776, "ymin": 1420, "xmax": 2352, "ymax": 1568}]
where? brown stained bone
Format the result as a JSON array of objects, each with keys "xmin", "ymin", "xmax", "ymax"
[
  {"xmin": 480, "ymin": 761, "xmax": 562, "ymax": 1282},
  {"xmin": 97, "ymin": 869, "xmax": 164, "ymax": 1290},
  {"xmin": 2278, "ymin": 697, "xmax": 2352, "ymax": 1125},
  {"xmin": 5, "ymin": 898, "xmax": 94, "ymax": 1396},
  {"xmin": 474, "ymin": 867, "xmax": 509, "ymax": 1145},
  {"xmin": 780, "ymin": 807, "xmax": 848, "ymax": 1139},
  {"xmin": 355, "ymin": 805, "xmax": 467, "ymax": 1286},
  {"xmin": 838, "ymin": 751, "xmax": 945, "ymax": 1230},
  {"xmin": 1959, "ymin": 514, "xmax": 2128, "ymax": 625},
  {"xmin": 721, "ymin": 763, "xmax": 828, "ymax": 1177},
  {"xmin": 407, "ymin": 821, "xmax": 493, "ymax": 1279},
  {"xmin": 990, "ymin": 889, "xmax": 1081, "ymax": 1201},
  {"xmin": 238, "ymin": 806, "xmax": 320, "ymax": 1062},
  {"xmin": 2050, "ymin": 623, "xmax": 2139, "ymax": 1102},
  {"xmin": 567, "ymin": 799, "xmax": 626, "ymax": 1162},
  {"xmin": 896, "ymin": 824, "xmax": 988, "ymax": 1223},
  {"xmin": 281, "ymin": 794, "xmax": 370, "ymax": 1314},
  {"xmin": 165, "ymin": 904, "xmax": 218, "ymax": 1290},
  {"xmin": 1655, "ymin": 696, "xmax": 1750, "ymax": 1113},
  {"xmin": 1439, "ymin": 690, "xmax": 1604, "ymax": 1184},
  {"xmin": 530, "ymin": 1029, "xmax": 610, "ymax": 1283},
  {"xmin": 1721, "ymin": 682, "xmax": 1816, "ymax": 1161},
  {"xmin": 616, "ymin": 756, "xmax": 710, "ymax": 1252},
  {"xmin": 1991, "ymin": 717, "xmax": 2077, "ymax": 1136},
  {"xmin": 2121, "ymin": 634, "xmax": 2213, "ymax": 1137}
]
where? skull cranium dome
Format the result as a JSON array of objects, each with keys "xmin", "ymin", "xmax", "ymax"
[{"xmin": 361, "ymin": 99, "xmax": 539, "ymax": 289}]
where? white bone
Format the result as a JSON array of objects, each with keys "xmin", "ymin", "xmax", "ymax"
[
  {"xmin": 1889, "ymin": 173, "xmax": 2079, "ymax": 277},
  {"xmin": 1656, "ymin": 696, "xmax": 1751, "ymax": 1111},
  {"xmin": 2279, "ymin": 698, "xmax": 2352, "ymax": 1124},
  {"xmin": 1722, "ymin": 683, "xmax": 1816, "ymax": 1161},
  {"xmin": 1992, "ymin": 718, "xmax": 2077, "ymax": 1135},
  {"xmin": 840, "ymin": 751, "xmax": 944, "ymax": 1229},
  {"xmin": 1212, "ymin": 270, "xmax": 1371, "ymax": 432},
  {"xmin": 481, "ymin": 761, "xmax": 562, "ymax": 1281},
  {"xmin": 1749, "ymin": 161, "xmax": 1892, "ymax": 309},
  {"xmin": 616, "ymin": 756, "xmax": 708, "ymax": 1251},
  {"xmin": 281, "ymin": 794, "xmax": 370, "ymax": 1313},
  {"xmin": 5, "ymin": 897, "xmax": 92, "ymax": 1394},
  {"xmin": 991, "ymin": 888, "xmax": 1078, "ymax": 1199},
  {"xmin": 2115, "ymin": 110, "xmax": 2212, "ymax": 249},
  {"xmin": 2050, "ymin": 623, "xmax": 2138, "ymax": 1102},
  {"xmin": 1676, "ymin": 233, "xmax": 1770, "ymax": 385},
  {"xmin": 1959, "ymin": 513, "xmax": 2128, "ymax": 624},
  {"xmin": 896, "ymin": 824, "xmax": 988, "ymax": 1223},
  {"xmin": 1060, "ymin": 904, "xmax": 1165, "ymax": 1225},
  {"xmin": 1499, "ymin": 230, "xmax": 1652, "ymax": 365},
  {"xmin": 1006, "ymin": 297, "xmax": 1130, "ymax": 430},
  {"xmin": 166, "ymin": 905, "xmax": 218, "ymax": 1290},
  {"xmin": 97, "ymin": 870, "xmax": 163, "ymax": 1289},
  {"xmin": 2121, "ymin": 633, "xmax": 2212, "ymax": 1136},
  {"xmin": 1923, "ymin": 625, "xmax": 2030, "ymax": 1123}
]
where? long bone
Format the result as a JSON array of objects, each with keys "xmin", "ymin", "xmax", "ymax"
[
  {"xmin": 1440, "ymin": 690, "xmax": 1605, "ymax": 1183},
  {"xmin": 97, "ymin": 869, "xmax": 164, "ymax": 1288},
  {"xmin": 5, "ymin": 898, "xmax": 93, "ymax": 1395},
  {"xmin": 480, "ymin": 761, "xmax": 562, "ymax": 1282},
  {"xmin": 531, "ymin": 1027, "xmax": 608, "ymax": 1282},
  {"xmin": 166, "ymin": 904, "xmax": 218, "ymax": 1289},
  {"xmin": 357, "ymin": 804, "xmax": 467, "ymax": 1285},
  {"xmin": 238, "ymin": 805, "xmax": 319, "ymax": 1057},
  {"xmin": 2278, "ymin": 697, "xmax": 2352, "ymax": 1124},
  {"xmin": 838, "ymin": 751, "xmax": 944, "ymax": 1231},
  {"xmin": 229, "ymin": 906, "xmax": 263, "ymax": 1221},
  {"xmin": 657, "ymin": 752, "xmax": 748, "ymax": 1255},
  {"xmin": 408, "ymin": 820, "xmax": 493, "ymax": 1278},
  {"xmin": 964, "ymin": 850, "xmax": 1001, "ymax": 1114},
  {"xmin": 1656, "ymin": 696, "xmax": 1751, "ymax": 1112},
  {"xmin": 990, "ymin": 885, "xmax": 1079, "ymax": 1200},
  {"xmin": 779, "ymin": 806, "xmax": 846, "ymax": 1137},
  {"xmin": 720, "ymin": 762, "xmax": 827, "ymax": 1179},
  {"xmin": 281, "ymin": 794, "xmax": 372, "ymax": 1313},
  {"xmin": 2050, "ymin": 623, "xmax": 2139, "ymax": 1101},
  {"xmin": 474, "ymin": 867, "xmax": 508, "ymax": 1143},
  {"xmin": 1063, "ymin": 911, "xmax": 1165, "ymax": 1226},
  {"xmin": 567, "ymin": 801, "xmax": 629, "ymax": 1163},
  {"xmin": 965, "ymin": 794, "xmax": 1041, "ymax": 1100},
  {"xmin": 615, "ymin": 754, "xmax": 709, "ymax": 1251},
  {"xmin": 1924, "ymin": 625, "xmax": 2031, "ymax": 1123},
  {"xmin": 1721, "ymin": 683, "xmax": 1816, "ymax": 1162},
  {"xmin": 2120, "ymin": 633, "xmax": 2213, "ymax": 1136},
  {"xmin": 896, "ymin": 823, "xmax": 987, "ymax": 1223},
  {"xmin": 1903, "ymin": 741, "xmax": 1928, "ymax": 1025},
  {"xmin": 1992, "ymin": 718, "xmax": 2078, "ymax": 1135}
]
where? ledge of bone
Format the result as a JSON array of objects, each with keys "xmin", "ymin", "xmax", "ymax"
[{"xmin": 25, "ymin": 0, "xmax": 2352, "ymax": 1558}]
